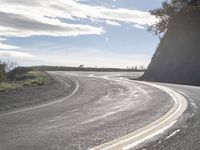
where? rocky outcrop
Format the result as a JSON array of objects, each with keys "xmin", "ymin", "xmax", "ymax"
[{"xmin": 141, "ymin": 6, "xmax": 200, "ymax": 85}]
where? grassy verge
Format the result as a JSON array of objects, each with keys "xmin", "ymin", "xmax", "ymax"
[
  {"xmin": 0, "ymin": 82, "xmax": 22, "ymax": 92},
  {"xmin": 0, "ymin": 71, "xmax": 50, "ymax": 92}
]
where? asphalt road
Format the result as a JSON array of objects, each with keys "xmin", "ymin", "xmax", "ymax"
[
  {"xmin": 0, "ymin": 71, "xmax": 197, "ymax": 150},
  {"xmin": 137, "ymin": 82, "xmax": 200, "ymax": 150}
]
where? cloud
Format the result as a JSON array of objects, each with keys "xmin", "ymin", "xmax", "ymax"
[
  {"xmin": 0, "ymin": 50, "xmax": 35, "ymax": 59},
  {"xmin": 0, "ymin": 0, "xmax": 104, "ymax": 37},
  {"xmin": 48, "ymin": 0, "xmax": 157, "ymax": 26},
  {"xmin": 0, "ymin": 0, "xmax": 157, "ymax": 38},
  {"xmin": 0, "ymin": 12, "xmax": 104, "ymax": 37},
  {"xmin": 134, "ymin": 24, "xmax": 146, "ymax": 30},
  {"xmin": 35, "ymin": 53, "xmax": 151, "ymax": 68},
  {"xmin": 105, "ymin": 20, "xmax": 121, "ymax": 26},
  {"xmin": 24, "ymin": 47, "xmax": 151, "ymax": 68},
  {"xmin": 0, "ymin": 38, "xmax": 7, "ymax": 41},
  {"xmin": 0, "ymin": 38, "xmax": 19, "ymax": 49},
  {"xmin": 0, "ymin": 43, "xmax": 19, "ymax": 49},
  {"xmin": 0, "ymin": 38, "xmax": 35, "ymax": 59}
]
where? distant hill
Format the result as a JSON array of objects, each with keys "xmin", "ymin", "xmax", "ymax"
[
  {"xmin": 28, "ymin": 66, "xmax": 144, "ymax": 72},
  {"xmin": 141, "ymin": 2, "xmax": 200, "ymax": 86}
]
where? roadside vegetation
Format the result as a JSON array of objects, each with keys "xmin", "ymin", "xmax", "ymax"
[
  {"xmin": 0, "ymin": 61, "xmax": 50, "ymax": 92},
  {"xmin": 148, "ymin": 0, "xmax": 199, "ymax": 37}
]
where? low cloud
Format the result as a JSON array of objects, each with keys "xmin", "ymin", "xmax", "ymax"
[
  {"xmin": 0, "ymin": 38, "xmax": 19, "ymax": 49},
  {"xmin": 105, "ymin": 20, "xmax": 121, "ymax": 26},
  {"xmin": 0, "ymin": 43, "xmax": 19, "ymax": 50},
  {"xmin": 134, "ymin": 24, "xmax": 146, "ymax": 30},
  {"xmin": 0, "ymin": 43, "xmax": 18, "ymax": 49},
  {"xmin": 0, "ymin": 50, "xmax": 35, "ymax": 59},
  {"xmin": 26, "ymin": 48, "xmax": 151, "ymax": 68},
  {"xmin": 0, "ymin": 38, "xmax": 34, "ymax": 59}
]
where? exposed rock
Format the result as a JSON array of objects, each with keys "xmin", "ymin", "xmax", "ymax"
[{"xmin": 141, "ymin": 5, "xmax": 200, "ymax": 85}]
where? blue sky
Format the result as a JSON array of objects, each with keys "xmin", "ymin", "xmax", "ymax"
[{"xmin": 0, "ymin": 0, "xmax": 163, "ymax": 68}]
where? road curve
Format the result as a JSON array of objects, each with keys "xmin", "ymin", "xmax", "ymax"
[
  {"xmin": 0, "ymin": 79, "xmax": 79, "ymax": 117},
  {"xmin": 90, "ymin": 80, "xmax": 188, "ymax": 150},
  {"xmin": 0, "ymin": 72, "xmax": 188, "ymax": 150}
]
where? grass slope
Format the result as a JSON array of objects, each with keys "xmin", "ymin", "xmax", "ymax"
[{"xmin": 0, "ymin": 71, "xmax": 50, "ymax": 92}]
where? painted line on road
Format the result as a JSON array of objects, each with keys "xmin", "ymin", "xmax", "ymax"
[
  {"xmin": 89, "ymin": 80, "xmax": 188, "ymax": 150},
  {"xmin": 0, "ymin": 80, "xmax": 79, "ymax": 117}
]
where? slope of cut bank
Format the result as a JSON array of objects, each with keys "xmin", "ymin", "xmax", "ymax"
[{"xmin": 141, "ymin": 5, "xmax": 200, "ymax": 86}]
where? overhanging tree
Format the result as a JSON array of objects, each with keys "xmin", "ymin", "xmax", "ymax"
[
  {"xmin": 148, "ymin": 0, "xmax": 198, "ymax": 37},
  {"xmin": 0, "ymin": 61, "xmax": 7, "ymax": 81}
]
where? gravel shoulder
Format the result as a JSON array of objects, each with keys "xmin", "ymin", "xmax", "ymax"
[
  {"xmin": 0, "ymin": 73, "xmax": 75, "ymax": 112},
  {"xmin": 136, "ymin": 83, "xmax": 198, "ymax": 150}
]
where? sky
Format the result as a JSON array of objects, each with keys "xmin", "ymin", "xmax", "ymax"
[{"xmin": 0, "ymin": 0, "xmax": 163, "ymax": 68}]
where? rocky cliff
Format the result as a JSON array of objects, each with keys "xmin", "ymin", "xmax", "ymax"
[{"xmin": 141, "ymin": 5, "xmax": 200, "ymax": 86}]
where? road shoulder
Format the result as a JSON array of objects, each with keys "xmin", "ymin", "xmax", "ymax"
[{"xmin": 0, "ymin": 73, "xmax": 75, "ymax": 113}]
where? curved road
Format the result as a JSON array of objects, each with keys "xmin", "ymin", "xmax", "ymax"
[{"xmin": 0, "ymin": 71, "xmax": 194, "ymax": 150}]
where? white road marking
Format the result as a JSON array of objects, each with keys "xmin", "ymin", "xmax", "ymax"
[
  {"xmin": 122, "ymin": 120, "xmax": 177, "ymax": 150},
  {"xmin": 165, "ymin": 129, "xmax": 180, "ymax": 140},
  {"xmin": 90, "ymin": 80, "xmax": 188, "ymax": 150},
  {"xmin": 0, "ymin": 72, "xmax": 188, "ymax": 149},
  {"xmin": 0, "ymin": 81, "xmax": 79, "ymax": 117}
]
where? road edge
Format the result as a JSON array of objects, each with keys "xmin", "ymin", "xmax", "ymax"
[
  {"xmin": 90, "ymin": 80, "xmax": 188, "ymax": 150},
  {"xmin": 0, "ymin": 73, "xmax": 79, "ymax": 117}
]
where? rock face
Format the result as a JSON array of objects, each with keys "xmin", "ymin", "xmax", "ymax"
[{"xmin": 141, "ymin": 6, "xmax": 200, "ymax": 86}]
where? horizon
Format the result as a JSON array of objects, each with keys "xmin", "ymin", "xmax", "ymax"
[{"xmin": 0, "ymin": 0, "xmax": 162, "ymax": 68}]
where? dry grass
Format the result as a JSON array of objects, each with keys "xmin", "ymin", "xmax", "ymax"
[{"xmin": 0, "ymin": 71, "xmax": 50, "ymax": 92}]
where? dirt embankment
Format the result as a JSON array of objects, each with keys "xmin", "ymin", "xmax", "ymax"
[{"xmin": 0, "ymin": 73, "xmax": 75, "ymax": 112}]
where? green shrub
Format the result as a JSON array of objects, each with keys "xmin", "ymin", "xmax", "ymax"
[
  {"xmin": 0, "ymin": 71, "xmax": 50, "ymax": 92},
  {"xmin": 0, "ymin": 83, "xmax": 22, "ymax": 92}
]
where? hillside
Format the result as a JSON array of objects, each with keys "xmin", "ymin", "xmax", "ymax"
[
  {"xmin": 141, "ymin": 4, "xmax": 200, "ymax": 85},
  {"xmin": 28, "ymin": 66, "xmax": 144, "ymax": 72}
]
